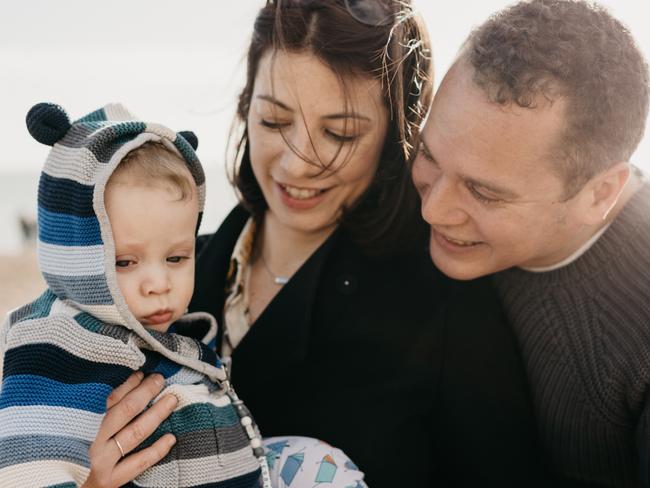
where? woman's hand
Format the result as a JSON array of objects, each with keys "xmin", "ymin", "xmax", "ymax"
[{"xmin": 81, "ymin": 372, "xmax": 178, "ymax": 488}]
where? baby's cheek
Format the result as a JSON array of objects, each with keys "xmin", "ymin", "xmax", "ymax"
[
  {"xmin": 115, "ymin": 273, "xmax": 138, "ymax": 310},
  {"xmin": 178, "ymin": 272, "xmax": 195, "ymax": 310}
]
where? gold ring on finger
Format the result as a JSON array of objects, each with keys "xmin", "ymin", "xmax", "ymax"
[{"xmin": 113, "ymin": 437, "xmax": 126, "ymax": 458}]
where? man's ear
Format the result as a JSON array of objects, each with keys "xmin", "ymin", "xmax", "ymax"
[{"xmin": 577, "ymin": 162, "xmax": 630, "ymax": 226}]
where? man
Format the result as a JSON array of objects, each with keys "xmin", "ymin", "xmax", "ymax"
[{"xmin": 412, "ymin": 0, "xmax": 650, "ymax": 486}]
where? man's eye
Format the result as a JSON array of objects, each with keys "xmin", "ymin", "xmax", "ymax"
[
  {"xmin": 418, "ymin": 144, "xmax": 437, "ymax": 165},
  {"xmin": 467, "ymin": 183, "xmax": 500, "ymax": 204},
  {"xmin": 260, "ymin": 119, "xmax": 290, "ymax": 130}
]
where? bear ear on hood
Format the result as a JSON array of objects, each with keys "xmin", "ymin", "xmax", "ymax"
[
  {"xmin": 26, "ymin": 103, "xmax": 72, "ymax": 146},
  {"xmin": 178, "ymin": 130, "xmax": 199, "ymax": 151}
]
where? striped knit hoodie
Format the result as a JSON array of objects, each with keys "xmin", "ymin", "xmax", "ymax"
[{"xmin": 0, "ymin": 103, "xmax": 265, "ymax": 487}]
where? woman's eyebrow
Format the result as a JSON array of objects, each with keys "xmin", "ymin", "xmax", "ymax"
[
  {"xmin": 322, "ymin": 112, "xmax": 371, "ymax": 121},
  {"xmin": 257, "ymin": 94, "xmax": 292, "ymax": 111},
  {"xmin": 257, "ymin": 94, "xmax": 370, "ymax": 121}
]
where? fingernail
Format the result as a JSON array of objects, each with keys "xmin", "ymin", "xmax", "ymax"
[
  {"xmin": 134, "ymin": 371, "xmax": 144, "ymax": 381},
  {"xmin": 165, "ymin": 394, "xmax": 179, "ymax": 408},
  {"xmin": 152, "ymin": 374, "xmax": 165, "ymax": 387},
  {"xmin": 165, "ymin": 434, "xmax": 177, "ymax": 447}
]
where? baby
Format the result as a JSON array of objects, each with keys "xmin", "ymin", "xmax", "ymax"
[{"xmin": 0, "ymin": 103, "xmax": 366, "ymax": 488}]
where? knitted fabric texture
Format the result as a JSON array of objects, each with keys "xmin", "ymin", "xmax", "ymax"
[
  {"xmin": 0, "ymin": 104, "xmax": 261, "ymax": 487},
  {"xmin": 494, "ymin": 183, "xmax": 650, "ymax": 487}
]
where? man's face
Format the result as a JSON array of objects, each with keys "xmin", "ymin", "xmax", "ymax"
[{"xmin": 412, "ymin": 64, "xmax": 589, "ymax": 280}]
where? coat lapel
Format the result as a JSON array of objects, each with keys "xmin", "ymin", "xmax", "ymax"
[
  {"xmin": 191, "ymin": 205, "xmax": 342, "ymax": 371},
  {"xmin": 232, "ymin": 230, "xmax": 339, "ymax": 368},
  {"xmin": 189, "ymin": 206, "xmax": 250, "ymax": 344}
]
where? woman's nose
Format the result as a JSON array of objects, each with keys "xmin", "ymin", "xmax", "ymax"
[{"xmin": 279, "ymin": 128, "xmax": 325, "ymax": 179}]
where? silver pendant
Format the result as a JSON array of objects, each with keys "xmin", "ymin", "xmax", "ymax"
[{"xmin": 274, "ymin": 276, "xmax": 289, "ymax": 285}]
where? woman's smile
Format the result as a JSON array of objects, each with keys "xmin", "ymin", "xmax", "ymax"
[
  {"xmin": 279, "ymin": 182, "xmax": 328, "ymax": 199},
  {"xmin": 276, "ymin": 181, "xmax": 329, "ymax": 210}
]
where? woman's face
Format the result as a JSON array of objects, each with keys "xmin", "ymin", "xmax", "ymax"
[{"xmin": 247, "ymin": 49, "xmax": 389, "ymax": 238}]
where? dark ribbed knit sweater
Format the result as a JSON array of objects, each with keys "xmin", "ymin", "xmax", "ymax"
[{"xmin": 494, "ymin": 183, "xmax": 650, "ymax": 488}]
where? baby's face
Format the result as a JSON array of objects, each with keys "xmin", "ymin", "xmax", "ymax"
[{"xmin": 105, "ymin": 181, "xmax": 198, "ymax": 332}]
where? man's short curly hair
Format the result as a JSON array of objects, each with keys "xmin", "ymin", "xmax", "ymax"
[{"xmin": 463, "ymin": 0, "xmax": 649, "ymax": 193}]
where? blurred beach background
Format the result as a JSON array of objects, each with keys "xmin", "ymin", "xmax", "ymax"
[{"xmin": 1, "ymin": 0, "xmax": 648, "ymax": 319}]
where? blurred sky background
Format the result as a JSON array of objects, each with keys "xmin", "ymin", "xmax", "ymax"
[{"xmin": 1, "ymin": 0, "xmax": 648, "ymax": 253}]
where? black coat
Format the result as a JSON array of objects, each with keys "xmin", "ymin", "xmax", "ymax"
[{"xmin": 190, "ymin": 206, "xmax": 550, "ymax": 487}]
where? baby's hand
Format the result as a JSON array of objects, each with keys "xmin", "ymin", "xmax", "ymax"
[{"xmin": 82, "ymin": 372, "xmax": 178, "ymax": 488}]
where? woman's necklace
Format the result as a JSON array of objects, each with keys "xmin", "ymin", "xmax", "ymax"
[{"xmin": 259, "ymin": 253, "xmax": 289, "ymax": 285}]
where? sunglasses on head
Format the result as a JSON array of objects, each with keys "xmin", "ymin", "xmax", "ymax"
[
  {"xmin": 344, "ymin": 0, "xmax": 395, "ymax": 26},
  {"xmin": 269, "ymin": 0, "xmax": 397, "ymax": 27}
]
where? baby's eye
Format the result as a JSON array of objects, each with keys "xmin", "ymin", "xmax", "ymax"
[
  {"xmin": 115, "ymin": 259, "xmax": 134, "ymax": 268},
  {"xmin": 167, "ymin": 256, "xmax": 188, "ymax": 264}
]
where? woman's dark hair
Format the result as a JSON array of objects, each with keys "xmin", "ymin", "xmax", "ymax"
[{"xmin": 227, "ymin": 0, "xmax": 432, "ymax": 256}]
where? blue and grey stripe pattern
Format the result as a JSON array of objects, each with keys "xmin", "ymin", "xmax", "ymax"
[
  {"xmin": 34, "ymin": 103, "xmax": 205, "ymax": 316},
  {"xmin": 0, "ymin": 104, "xmax": 261, "ymax": 487}
]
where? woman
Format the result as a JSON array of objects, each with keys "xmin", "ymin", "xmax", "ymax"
[{"xmin": 84, "ymin": 1, "xmax": 548, "ymax": 486}]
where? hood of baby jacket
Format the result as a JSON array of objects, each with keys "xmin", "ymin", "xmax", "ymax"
[{"xmin": 23, "ymin": 102, "xmax": 225, "ymax": 383}]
